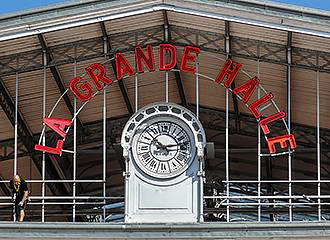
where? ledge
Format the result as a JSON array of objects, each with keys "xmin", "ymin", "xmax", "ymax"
[{"xmin": 1, "ymin": 221, "xmax": 330, "ymax": 239}]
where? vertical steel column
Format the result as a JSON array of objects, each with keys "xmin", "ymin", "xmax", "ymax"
[
  {"xmin": 225, "ymin": 21, "xmax": 230, "ymax": 222},
  {"xmin": 287, "ymin": 32, "xmax": 292, "ymax": 221},
  {"xmin": 135, "ymin": 75, "xmax": 138, "ymax": 111},
  {"xmin": 316, "ymin": 53, "xmax": 321, "ymax": 221},
  {"xmin": 73, "ymin": 97, "xmax": 77, "ymax": 222},
  {"xmin": 134, "ymin": 34, "xmax": 138, "ymax": 110},
  {"xmin": 73, "ymin": 54, "xmax": 77, "ymax": 222},
  {"xmin": 42, "ymin": 50, "xmax": 47, "ymax": 222},
  {"xmin": 164, "ymin": 16, "xmax": 169, "ymax": 103},
  {"xmin": 103, "ymin": 36, "xmax": 107, "ymax": 221},
  {"xmin": 14, "ymin": 72, "xmax": 18, "ymax": 175},
  {"xmin": 14, "ymin": 58, "xmax": 19, "ymax": 222},
  {"xmin": 257, "ymin": 57, "xmax": 261, "ymax": 222},
  {"xmin": 165, "ymin": 71, "xmax": 169, "ymax": 103},
  {"xmin": 103, "ymin": 88, "xmax": 107, "ymax": 221},
  {"xmin": 195, "ymin": 53, "xmax": 202, "ymax": 221},
  {"xmin": 196, "ymin": 56, "xmax": 199, "ymax": 119},
  {"xmin": 225, "ymin": 88, "xmax": 229, "ymax": 222}
]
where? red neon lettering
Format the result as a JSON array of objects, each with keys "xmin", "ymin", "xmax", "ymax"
[
  {"xmin": 116, "ymin": 52, "xmax": 135, "ymax": 80},
  {"xmin": 159, "ymin": 44, "xmax": 177, "ymax": 71},
  {"xmin": 86, "ymin": 63, "xmax": 112, "ymax": 91},
  {"xmin": 34, "ymin": 117, "xmax": 72, "ymax": 155},
  {"xmin": 43, "ymin": 117, "xmax": 72, "ymax": 138},
  {"xmin": 35, "ymin": 140, "xmax": 64, "ymax": 155},
  {"xmin": 260, "ymin": 112, "xmax": 286, "ymax": 135},
  {"xmin": 70, "ymin": 77, "xmax": 93, "ymax": 102},
  {"xmin": 233, "ymin": 76, "xmax": 259, "ymax": 103},
  {"xmin": 215, "ymin": 59, "xmax": 242, "ymax": 88},
  {"xmin": 248, "ymin": 93, "xmax": 273, "ymax": 119},
  {"xmin": 180, "ymin": 46, "xmax": 200, "ymax": 73},
  {"xmin": 135, "ymin": 45, "xmax": 155, "ymax": 73},
  {"xmin": 267, "ymin": 134, "xmax": 296, "ymax": 154}
]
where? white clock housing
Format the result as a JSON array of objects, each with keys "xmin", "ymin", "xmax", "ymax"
[
  {"xmin": 132, "ymin": 116, "xmax": 195, "ymax": 179},
  {"xmin": 121, "ymin": 103, "xmax": 206, "ymax": 223}
]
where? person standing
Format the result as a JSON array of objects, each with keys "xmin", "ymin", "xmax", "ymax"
[{"xmin": 9, "ymin": 175, "xmax": 29, "ymax": 222}]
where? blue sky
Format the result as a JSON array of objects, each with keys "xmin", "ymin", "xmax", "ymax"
[{"xmin": 0, "ymin": 0, "xmax": 329, "ymax": 15}]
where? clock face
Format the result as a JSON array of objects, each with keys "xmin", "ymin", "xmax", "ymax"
[{"xmin": 132, "ymin": 119, "xmax": 195, "ymax": 178}]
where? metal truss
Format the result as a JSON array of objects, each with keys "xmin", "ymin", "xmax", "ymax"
[
  {"xmin": 225, "ymin": 21, "xmax": 241, "ymax": 133},
  {"xmin": 0, "ymin": 20, "xmax": 330, "ymax": 222},
  {"xmin": 1, "ymin": 25, "xmax": 330, "ymax": 78},
  {"xmin": 37, "ymin": 34, "xmax": 84, "ymax": 133},
  {"xmin": 0, "ymin": 103, "xmax": 329, "ymax": 222},
  {"xmin": 0, "ymin": 77, "xmax": 71, "ymax": 200},
  {"xmin": 100, "ymin": 22, "xmax": 133, "ymax": 115},
  {"xmin": 164, "ymin": 10, "xmax": 187, "ymax": 107},
  {"xmin": 0, "ymin": 105, "xmax": 328, "ymax": 161}
]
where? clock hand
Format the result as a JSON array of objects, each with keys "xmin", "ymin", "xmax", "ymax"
[
  {"xmin": 152, "ymin": 139, "xmax": 166, "ymax": 148},
  {"xmin": 165, "ymin": 141, "xmax": 189, "ymax": 148},
  {"xmin": 151, "ymin": 139, "xmax": 169, "ymax": 155}
]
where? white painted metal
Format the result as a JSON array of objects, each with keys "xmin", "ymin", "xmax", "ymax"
[
  {"xmin": 196, "ymin": 55, "xmax": 199, "ymax": 119},
  {"xmin": 226, "ymin": 88, "xmax": 229, "ymax": 222},
  {"xmin": 103, "ymin": 88, "xmax": 107, "ymax": 221},
  {"xmin": 317, "ymin": 66, "xmax": 321, "ymax": 221},
  {"xmin": 257, "ymin": 58, "xmax": 261, "ymax": 222},
  {"xmin": 287, "ymin": 36, "xmax": 292, "ymax": 222},
  {"xmin": 121, "ymin": 103, "xmax": 206, "ymax": 223},
  {"xmin": 42, "ymin": 50, "xmax": 47, "ymax": 223},
  {"xmin": 165, "ymin": 71, "xmax": 169, "ymax": 103},
  {"xmin": 13, "ymin": 68, "xmax": 18, "ymax": 222},
  {"xmin": 73, "ymin": 60, "xmax": 77, "ymax": 222},
  {"xmin": 135, "ymin": 75, "xmax": 138, "ymax": 111},
  {"xmin": 1, "ymin": 2, "xmax": 330, "ymax": 43},
  {"xmin": 103, "ymin": 36, "xmax": 107, "ymax": 222},
  {"xmin": 14, "ymin": 72, "xmax": 18, "ymax": 176}
]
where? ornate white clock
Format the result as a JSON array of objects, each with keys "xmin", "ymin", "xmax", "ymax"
[{"xmin": 121, "ymin": 103, "xmax": 206, "ymax": 223}]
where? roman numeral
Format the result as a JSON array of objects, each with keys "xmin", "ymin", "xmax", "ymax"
[
  {"xmin": 148, "ymin": 159, "xmax": 158, "ymax": 170},
  {"xmin": 160, "ymin": 125, "xmax": 169, "ymax": 133},
  {"xmin": 141, "ymin": 152, "xmax": 152, "ymax": 162},
  {"xmin": 180, "ymin": 144, "xmax": 188, "ymax": 150},
  {"xmin": 143, "ymin": 136, "xmax": 151, "ymax": 141},
  {"xmin": 177, "ymin": 135, "xmax": 185, "ymax": 142},
  {"xmin": 140, "ymin": 146, "xmax": 148, "ymax": 151},
  {"xmin": 149, "ymin": 127, "xmax": 158, "ymax": 135},
  {"xmin": 176, "ymin": 152, "xmax": 188, "ymax": 163}
]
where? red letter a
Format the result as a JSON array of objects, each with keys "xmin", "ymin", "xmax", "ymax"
[
  {"xmin": 116, "ymin": 52, "xmax": 135, "ymax": 80},
  {"xmin": 44, "ymin": 118, "xmax": 72, "ymax": 138},
  {"xmin": 135, "ymin": 45, "xmax": 155, "ymax": 73},
  {"xmin": 34, "ymin": 118, "xmax": 72, "ymax": 155},
  {"xmin": 215, "ymin": 59, "xmax": 241, "ymax": 88},
  {"xmin": 233, "ymin": 76, "xmax": 259, "ymax": 103}
]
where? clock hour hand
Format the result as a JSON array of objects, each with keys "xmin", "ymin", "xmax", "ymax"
[
  {"xmin": 152, "ymin": 139, "xmax": 166, "ymax": 148},
  {"xmin": 165, "ymin": 141, "xmax": 189, "ymax": 148},
  {"xmin": 152, "ymin": 139, "xmax": 170, "ymax": 154}
]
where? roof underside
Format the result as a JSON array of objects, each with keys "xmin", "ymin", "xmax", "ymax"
[{"xmin": 0, "ymin": 0, "xmax": 329, "ymax": 221}]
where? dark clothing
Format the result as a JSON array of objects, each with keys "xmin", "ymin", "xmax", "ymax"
[
  {"xmin": 14, "ymin": 200, "xmax": 27, "ymax": 218},
  {"xmin": 9, "ymin": 180, "xmax": 28, "ymax": 203}
]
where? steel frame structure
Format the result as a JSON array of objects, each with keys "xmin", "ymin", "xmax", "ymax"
[{"xmin": 0, "ymin": 13, "xmax": 329, "ymax": 222}]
